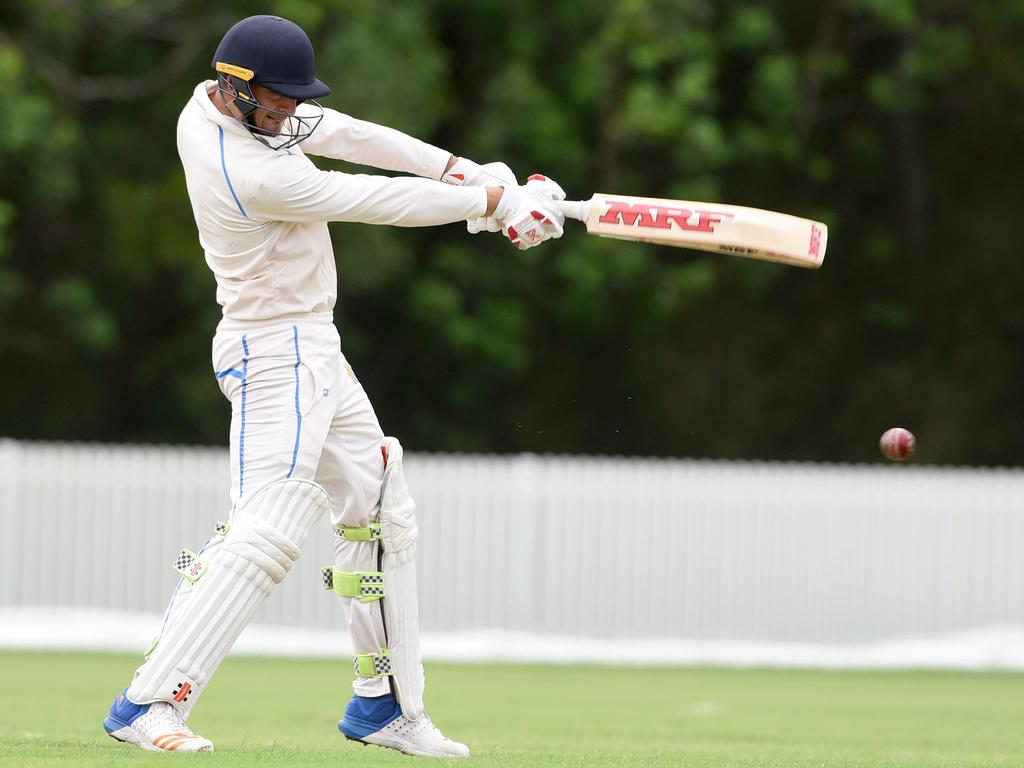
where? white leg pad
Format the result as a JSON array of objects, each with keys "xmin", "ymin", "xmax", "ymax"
[
  {"xmin": 378, "ymin": 437, "xmax": 425, "ymax": 719},
  {"xmin": 127, "ymin": 479, "xmax": 329, "ymax": 716}
]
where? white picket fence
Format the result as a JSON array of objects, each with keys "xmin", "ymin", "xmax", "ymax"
[{"xmin": 2, "ymin": 439, "xmax": 1023, "ymax": 646}]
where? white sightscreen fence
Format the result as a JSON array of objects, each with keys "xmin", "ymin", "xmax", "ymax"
[{"xmin": 1, "ymin": 438, "xmax": 1023, "ymax": 644}]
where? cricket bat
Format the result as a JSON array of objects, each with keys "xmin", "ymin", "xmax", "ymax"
[{"xmin": 556, "ymin": 193, "xmax": 827, "ymax": 268}]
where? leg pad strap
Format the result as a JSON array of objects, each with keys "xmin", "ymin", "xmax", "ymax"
[
  {"xmin": 333, "ymin": 524, "xmax": 381, "ymax": 541},
  {"xmin": 322, "ymin": 566, "xmax": 385, "ymax": 603},
  {"xmin": 354, "ymin": 649, "xmax": 393, "ymax": 678}
]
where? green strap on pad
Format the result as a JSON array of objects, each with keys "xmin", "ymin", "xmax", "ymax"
[
  {"xmin": 353, "ymin": 649, "xmax": 392, "ymax": 677},
  {"xmin": 333, "ymin": 523, "xmax": 382, "ymax": 541},
  {"xmin": 143, "ymin": 635, "xmax": 160, "ymax": 661},
  {"xmin": 172, "ymin": 524, "xmax": 226, "ymax": 587},
  {"xmin": 326, "ymin": 526, "xmax": 389, "ymax": 677},
  {"xmin": 173, "ymin": 549, "xmax": 208, "ymax": 585},
  {"xmin": 321, "ymin": 566, "xmax": 385, "ymax": 603}
]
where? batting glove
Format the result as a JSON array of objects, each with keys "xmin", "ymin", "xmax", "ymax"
[
  {"xmin": 493, "ymin": 185, "xmax": 565, "ymax": 250},
  {"xmin": 524, "ymin": 173, "xmax": 566, "ymax": 203},
  {"xmin": 443, "ymin": 158, "xmax": 519, "ymax": 234}
]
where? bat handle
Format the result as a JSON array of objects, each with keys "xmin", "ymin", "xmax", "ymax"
[{"xmin": 557, "ymin": 199, "xmax": 591, "ymax": 223}]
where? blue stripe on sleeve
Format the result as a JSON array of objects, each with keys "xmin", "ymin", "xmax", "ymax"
[{"xmin": 219, "ymin": 126, "xmax": 248, "ymax": 218}]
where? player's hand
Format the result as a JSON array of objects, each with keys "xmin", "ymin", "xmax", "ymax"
[
  {"xmin": 443, "ymin": 158, "xmax": 519, "ymax": 235},
  {"xmin": 493, "ymin": 185, "xmax": 565, "ymax": 250},
  {"xmin": 524, "ymin": 173, "xmax": 566, "ymax": 203},
  {"xmin": 442, "ymin": 157, "xmax": 516, "ymax": 188}
]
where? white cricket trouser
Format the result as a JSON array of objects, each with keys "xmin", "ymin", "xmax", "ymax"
[{"xmin": 157, "ymin": 312, "xmax": 392, "ymax": 698}]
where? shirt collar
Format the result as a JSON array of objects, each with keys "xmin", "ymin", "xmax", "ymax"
[{"xmin": 193, "ymin": 80, "xmax": 252, "ymax": 138}]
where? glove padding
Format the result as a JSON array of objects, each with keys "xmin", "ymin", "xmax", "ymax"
[
  {"xmin": 446, "ymin": 160, "xmax": 519, "ymax": 235},
  {"xmin": 442, "ymin": 157, "xmax": 516, "ymax": 189},
  {"xmin": 524, "ymin": 173, "xmax": 566, "ymax": 204},
  {"xmin": 471, "ymin": 173, "xmax": 567, "ymax": 235},
  {"xmin": 493, "ymin": 182, "xmax": 565, "ymax": 250},
  {"xmin": 467, "ymin": 162, "xmax": 519, "ymax": 234}
]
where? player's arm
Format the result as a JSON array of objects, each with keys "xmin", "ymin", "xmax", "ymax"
[
  {"xmin": 296, "ymin": 106, "xmax": 452, "ymax": 180},
  {"xmin": 295, "ymin": 108, "xmax": 522, "ymax": 191},
  {"xmin": 292, "ymin": 107, "xmax": 566, "ymax": 232},
  {"xmin": 239, "ymin": 159, "xmax": 535, "ymax": 230},
  {"xmin": 242, "ymin": 159, "xmax": 486, "ymax": 225},
  {"xmin": 240, "ymin": 159, "xmax": 561, "ymax": 248}
]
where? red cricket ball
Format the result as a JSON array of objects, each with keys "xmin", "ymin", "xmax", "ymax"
[{"xmin": 879, "ymin": 427, "xmax": 916, "ymax": 461}]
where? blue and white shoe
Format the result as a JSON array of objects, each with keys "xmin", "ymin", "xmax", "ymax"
[
  {"xmin": 339, "ymin": 693, "xmax": 469, "ymax": 758},
  {"xmin": 104, "ymin": 688, "xmax": 214, "ymax": 752}
]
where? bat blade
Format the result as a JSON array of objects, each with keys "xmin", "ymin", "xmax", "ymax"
[{"xmin": 558, "ymin": 194, "xmax": 827, "ymax": 268}]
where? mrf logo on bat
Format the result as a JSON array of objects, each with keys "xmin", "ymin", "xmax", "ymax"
[
  {"xmin": 598, "ymin": 200, "xmax": 734, "ymax": 232},
  {"xmin": 809, "ymin": 224, "xmax": 824, "ymax": 259}
]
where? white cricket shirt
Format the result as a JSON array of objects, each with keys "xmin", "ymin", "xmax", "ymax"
[{"xmin": 177, "ymin": 81, "xmax": 488, "ymax": 322}]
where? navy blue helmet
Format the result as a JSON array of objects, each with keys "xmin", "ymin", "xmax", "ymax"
[{"xmin": 212, "ymin": 15, "xmax": 330, "ymax": 149}]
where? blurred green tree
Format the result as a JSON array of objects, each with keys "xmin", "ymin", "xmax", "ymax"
[{"xmin": 0, "ymin": 0, "xmax": 1021, "ymax": 464}]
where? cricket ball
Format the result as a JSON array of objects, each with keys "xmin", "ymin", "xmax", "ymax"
[{"xmin": 879, "ymin": 427, "xmax": 916, "ymax": 461}]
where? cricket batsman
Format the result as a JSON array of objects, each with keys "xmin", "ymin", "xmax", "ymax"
[{"xmin": 102, "ymin": 14, "xmax": 565, "ymax": 757}]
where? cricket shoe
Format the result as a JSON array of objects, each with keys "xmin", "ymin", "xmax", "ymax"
[
  {"xmin": 339, "ymin": 693, "xmax": 469, "ymax": 758},
  {"xmin": 104, "ymin": 688, "xmax": 214, "ymax": 752}
]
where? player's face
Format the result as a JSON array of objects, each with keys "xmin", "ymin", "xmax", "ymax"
[{"xmin": 251, "ymin": 84, "xmax": 297, "ymax": 135}]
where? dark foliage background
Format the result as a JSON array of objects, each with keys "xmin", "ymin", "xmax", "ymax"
[{"xmin": 1, "ymin": 0, "xmax": 1022, "ymax": 464}]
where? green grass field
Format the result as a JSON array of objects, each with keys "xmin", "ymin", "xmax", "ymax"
[{"xmin": 1, "ymin": 651, "xmax": 1023, "ymax": 767}]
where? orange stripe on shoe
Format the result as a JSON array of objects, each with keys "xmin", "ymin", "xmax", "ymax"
[{"xmin": 153, "ymin": 733, "xmax": 189, "ymax": 748}]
